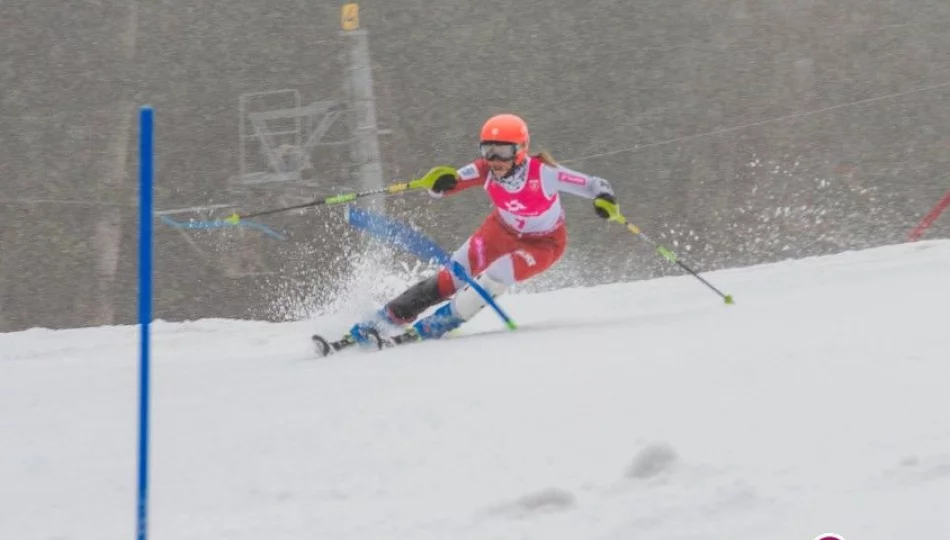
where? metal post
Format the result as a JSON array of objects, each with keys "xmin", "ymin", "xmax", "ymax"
[{"xmin": 341, "ymin": 3, "xmax": 384, "ymax": 208}]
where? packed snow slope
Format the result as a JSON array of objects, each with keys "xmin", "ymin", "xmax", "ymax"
[{"xmin": 2, "ymin": 239, "xmax": 949, "ymax": 540}]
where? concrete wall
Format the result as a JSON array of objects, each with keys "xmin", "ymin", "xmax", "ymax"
[{"xmin": 2, "ymin": 0, "xmax": 949, "ymax": 331}]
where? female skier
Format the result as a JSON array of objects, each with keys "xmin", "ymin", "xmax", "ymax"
[{"xmin": 348, "ymin": 113, "xmax": 620, "ymax": 346}]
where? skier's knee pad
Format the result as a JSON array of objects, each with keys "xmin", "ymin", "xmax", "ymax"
[{"xmin": 451, "ymin": 273, "xmax": 508, "ymax": 321}]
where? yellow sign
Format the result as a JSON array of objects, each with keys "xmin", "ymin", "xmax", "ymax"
[{"xmin": 341, "ymin": 3, "xmax": 359, "ymax": 31}]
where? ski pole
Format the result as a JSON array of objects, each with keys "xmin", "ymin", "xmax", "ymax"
[
  {"xmin": 223, "ymin": 165, "xmax": 459, "ymax": 224},
  {"xmin": 594, "ymin": 199, "xmax": 735, "ymax": 305}
]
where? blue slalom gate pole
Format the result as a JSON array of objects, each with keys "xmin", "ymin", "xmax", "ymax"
[
  {"xmin": 136, "ymin": 105, "xmax": 154, "ymax": 540},
  {"xmin": 343, "ymin": 205, "xmax": 517, "ymax": 329}
]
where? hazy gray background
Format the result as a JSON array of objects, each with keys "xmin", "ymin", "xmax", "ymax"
[{"xmin": 3, "ymin": 0, "xmax": 949, "ymax": 332}]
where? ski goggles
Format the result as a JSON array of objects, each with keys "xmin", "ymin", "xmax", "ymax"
[{"xmin": 479, "ymin": 142, "xmax": 519, "ymax": 161}]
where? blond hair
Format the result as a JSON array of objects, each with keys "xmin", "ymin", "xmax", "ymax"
[{"xmin": 531, "ymin": 150, "xmax": 557, "ymax": 166}]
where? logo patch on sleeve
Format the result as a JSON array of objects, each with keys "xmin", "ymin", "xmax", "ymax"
[
  {"xmin": 458, "ymin": 164, "xmax": 479, "ymax": 180},
  {"xmin": 557, "ymin": 171, "xmax": 587, "ymax": 185}
]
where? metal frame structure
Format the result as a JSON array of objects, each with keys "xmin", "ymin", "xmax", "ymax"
[{"xmin": 236, "ymin": 89, "xmax": 350, "ymax": 188}]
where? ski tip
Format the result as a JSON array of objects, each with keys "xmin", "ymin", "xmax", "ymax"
[
  {"xmin": 724, "ymin": 294, "xmax": 735, "ymax": 305},
  {"xmin": 311, "ymin": 334, "xmax": 332, "ymax": 357}
]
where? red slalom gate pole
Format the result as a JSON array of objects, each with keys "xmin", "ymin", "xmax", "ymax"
[{"xmin": 907, "ymin": 188, "xmax": 950, "ymax": 241}]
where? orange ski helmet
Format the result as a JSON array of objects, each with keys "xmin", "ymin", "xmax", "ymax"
[{"xmin": 479, "ymin": 113, "xmax": 530, "ymax": 165}]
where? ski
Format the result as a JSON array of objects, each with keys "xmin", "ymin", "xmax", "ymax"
[
  {"xmin": 311, "ymin": 327, "xmax": 424, "ymax": 358},
  {"xmin": 387, "ymin": 328, "xmax": 423, "ymax": 346},
  {"xmin": 310, "ymin": 331, "xmax": 370, "ymax": 357}
]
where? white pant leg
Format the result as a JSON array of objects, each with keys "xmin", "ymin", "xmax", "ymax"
[
  {"xmin": 446, "ymin": 238, "xmax": 473, "ymax": 291},
  {"xmin": 449, "ymin": 255, "xmax": 514, "ymax": 321}
]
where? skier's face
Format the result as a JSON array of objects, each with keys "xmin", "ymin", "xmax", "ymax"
[
  {"xmin": 487, "ymin": 158, "xmax": 514, "ymax": 177},
  {"xmin": 479, "ymin": 142, "xmax": 518, "ymax": 178}
]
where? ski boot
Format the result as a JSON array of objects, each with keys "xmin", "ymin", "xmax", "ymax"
[
  {"xmin": 312, "ymin": 308, "xmax": 397, "ymax": 357},
  {"xmin": 411, "ymin": 303, "xmax": 466, "ymax": 340},
  {"xmin": 349, "ymin": 308, "xmax": 403, "ymax": 349}
]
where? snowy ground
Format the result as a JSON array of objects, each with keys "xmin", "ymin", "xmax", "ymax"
[{"xmin": 2, "ymin": 239, "xmax": 949, "ymax": 540}]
